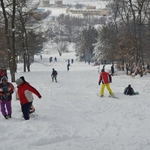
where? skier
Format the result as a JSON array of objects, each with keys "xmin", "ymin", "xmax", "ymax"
[
  {"xmin": 51, "ymin": 68, "xmax": 57, "ymax": 82},
  {"xmin": 15, "ymin": 76, "xmax": 42, "ymax": 120},
  {"xmin": 71, "ymin": 59, "xmax": 74, "ymax": 64},
  {"xmin": 98, "ymin": 69, "xmax": 114, "ymax": 97},
  {"xmin": 54, "ymin": 57, "xmax": 57, "ymax": 62},
  {"xmin": 124, "ymin": 84, "xmax": 138, "ymax": 95},
  {"xmin": 67, "ymin": 63, "xmax": 70, "ymax": 71},
  {"xmin": 0, "ymin": 76, "xmax": 14, "ymax": 119}
]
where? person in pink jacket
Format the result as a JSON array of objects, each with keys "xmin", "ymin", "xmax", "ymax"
[
  {"xmin": 15, "ymin": 76, "xmax": 42, "ymax": 120},
  {"xmin": 98, "ymin": 69, "xmax": 114, "ymax": 97}
]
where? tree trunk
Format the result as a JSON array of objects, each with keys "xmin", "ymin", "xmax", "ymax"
[{"xmin": 11, "ymin": 0, "xmax": 16, "ymax": 82}]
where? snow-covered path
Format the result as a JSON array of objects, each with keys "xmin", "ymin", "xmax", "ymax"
[{"xmin": 0, "ymin": 51, "xmax": 150, "ymax": 150}]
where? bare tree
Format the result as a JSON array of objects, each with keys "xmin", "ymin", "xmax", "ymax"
[
  {"xmin": 0, "ymin": 0, "xmax": 16, "ymax": 82},
  {"xmin": 15, "ymin": 0, "xmax": 41, "ymax": 72},
  {"xmin": 51, "ymin": 40, "xmax": 68, "ymax": 56},
  {"xmin": 110, "ymin": 0, "xmax": 150, "ymax": 64}
]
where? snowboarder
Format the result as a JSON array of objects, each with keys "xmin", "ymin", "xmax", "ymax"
[
  {"xmin": 0, "ymin": 76, "xmax": 14, "ymax": 119},
  {"xmin": 15, "ymin": 76, "xmax": 42, "ymax": 120},
  {"xmin": 51, "ymin": 68, "xmax": 58, "ymax": 82},
  {"xmin": 98, "ymin": 69, "xmax": 114, "ymax": 97}
]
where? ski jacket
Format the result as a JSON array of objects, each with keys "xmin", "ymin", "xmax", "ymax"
[
  {"xmin": 124, "ymin": 87, "xmax": 135, "ymax": 95},
  {"xmin": 99, "ymin": 71, "xmax": 112, "ymax": 84},
  {"xmin": 0, "ymin": 82, "xmax": 14, "ymax": 101},
  {"xmin": 51, "ymin": 70, "xmax": 57, "ymax": 76},
  {"xmin": 0, "ymin": 69, "xmax": 5, "ymax": 77},
  {"xmin": 17, "ymin": 82, "xmax": 41, "ymax": 105}
]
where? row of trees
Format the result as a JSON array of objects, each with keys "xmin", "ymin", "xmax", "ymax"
[
  {"xmin": 45, "ymin": 14, "xmax": 106, "ymax": 56},
  {"xmin": 0, "ymin": 0, "xmax": 50, "ymax": 81},
  {"xmin": 0, "ymin": 0, "xmax": 108, "ymax": 81},
  {"xmin": 75, "ymin": 0, "xmax": 150, "ymax": 68}
]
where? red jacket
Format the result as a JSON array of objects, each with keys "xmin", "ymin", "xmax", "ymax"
[
  {"xmin": 17, "ymin": 82, "xmax": 41, "ymax": 105},
  {"xmin": 99, "ymin": 71, "xmax": 112, "ymax": 84}
]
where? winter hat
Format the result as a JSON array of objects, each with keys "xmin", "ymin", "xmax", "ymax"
[
  {"xmin": 1, "ymin": 76, "xmax": 8, "ymax": 83},
  {"xmin": 20, "ymin": 76, "xmax": 26, "ymax": 82},
  {"xmin": 128, "ymin": 84, "xmax": 131, "ymax": 87},
  {"xmin": 101, "ymin": 69, "xmax": 105, "ymax": 72},
  {"xmin": 15, "ymin": 78, "xmax": 23, "ymax": 86}
]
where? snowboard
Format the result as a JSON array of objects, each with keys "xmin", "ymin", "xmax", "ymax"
[
  {"xmin": 134, "ymin": 92, "xmax": 139, "ymax": 95},
  {"xmin": 108, "ymin": 95, "xmax": 119, "ymax": 99},
  {"xmin": 98, "ymin": 94, "xmax": 119, "ymax": 99}
]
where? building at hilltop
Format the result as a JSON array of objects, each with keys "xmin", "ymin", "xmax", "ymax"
[
  {"xmin": 66, "ymin": 8, "xmax": 110, "ymax": 17},
  {"xmin": 42, "ymin": 0, "xmax": 50, "ymax": 7},
  {"xmin": 55, "ymin": 0, "xmax": 63, "ymax": 7},
  {"xmin": 42, "ymin": 0, "xmax": 63, "ymax": 7}
]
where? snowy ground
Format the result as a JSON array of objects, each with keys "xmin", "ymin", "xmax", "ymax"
[{"xmin": 0, "ymin": 50, "xmax": 150, "ymax": 150}]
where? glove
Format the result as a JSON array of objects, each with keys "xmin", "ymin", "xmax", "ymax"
[{"xmin": 98, "ymin": 81, "xmax": 101, "ymax": 85}]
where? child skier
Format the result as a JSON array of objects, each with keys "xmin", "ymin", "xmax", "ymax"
[{"xmin": 0, "ymin": 76, "xmax": 14, "ymax": 119}]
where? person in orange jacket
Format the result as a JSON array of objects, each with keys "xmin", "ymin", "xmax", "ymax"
[
  {"xmin": 98, "ymin": 69, "xmax": 114, "ymax": 97},
  {"xmin": 15, "ymin": 76, "xmax": 42, "ymax": 120}
]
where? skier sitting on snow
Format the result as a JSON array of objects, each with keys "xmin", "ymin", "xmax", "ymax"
[{"xmin": 124, "ymin": 84, "xmax": 135, "ymax": 96}]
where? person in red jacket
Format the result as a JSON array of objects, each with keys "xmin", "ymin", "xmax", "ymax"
[
  {"xmin": 15, "ymin": 76, "xmax": 42, "ymax": 120},
  {"xmin": 98, "ymin": 69, "xmax": 114, "ymax": 97}
]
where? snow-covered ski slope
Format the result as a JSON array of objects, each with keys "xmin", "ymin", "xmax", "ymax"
[{"xmin": 1, "ymin": 50, "xmax": 150, "ymax": 150}]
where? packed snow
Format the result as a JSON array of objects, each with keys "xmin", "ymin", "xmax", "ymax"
[
  {"xmin": 1, "ymin": 0, "xmax": 150, "ymax": 150},
  {"xmin": 1, "ymin": 49, "xmax": 150, "ymax": 150}
]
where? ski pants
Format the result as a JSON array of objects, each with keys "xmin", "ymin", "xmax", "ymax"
[
  {"xmin": 0, "ymin": 100, "xmax": 12, "ymax": 116},
  {"xmin": 21, "ymin": 102, "xmax": 32, "ymax": 120},
  {"xmin": 52, "ymin": 75, "xmax": 57, "ymax": 82},
  {"xmin": 100, "ymin": 83, "xmax": 113, "ymax": 96}
]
